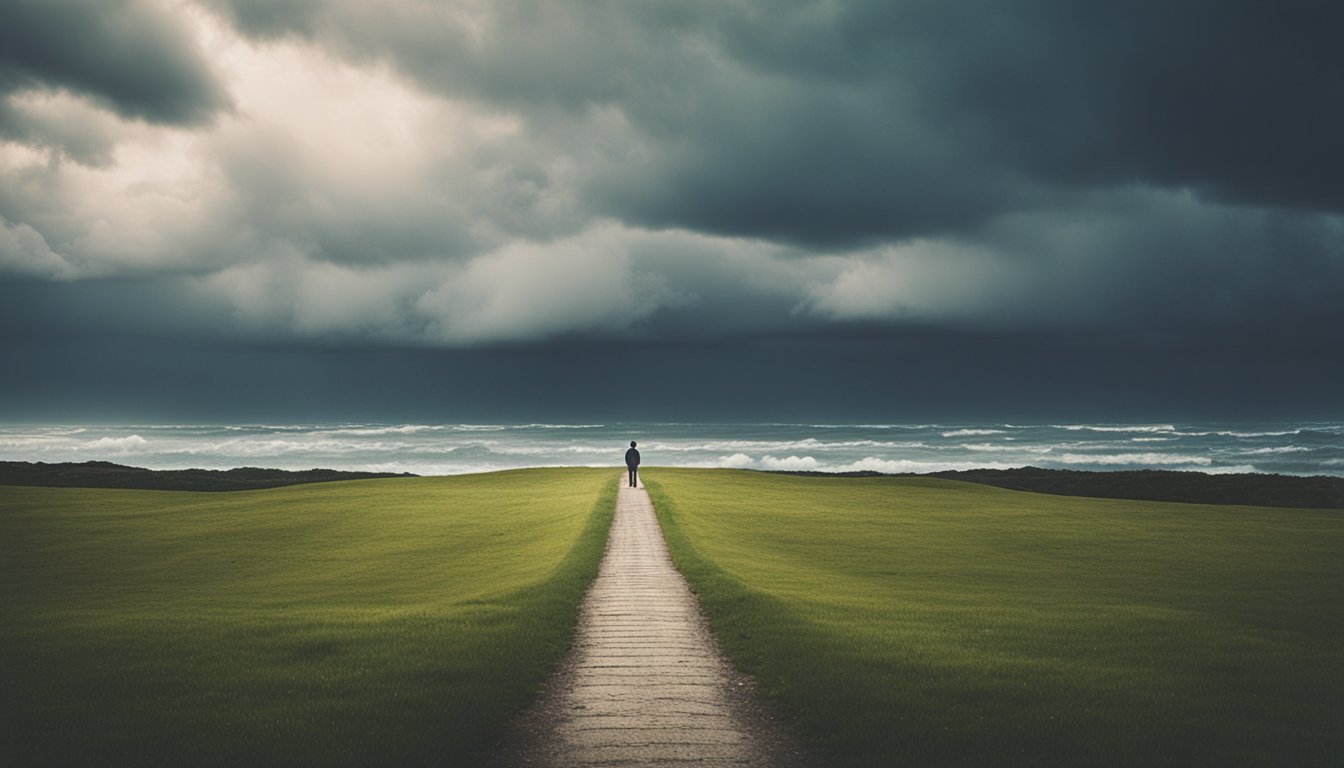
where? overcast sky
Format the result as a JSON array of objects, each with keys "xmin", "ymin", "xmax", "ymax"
[{"xmin": 3, "ymin": 0, "xmax": 1342, "ymax": 423}]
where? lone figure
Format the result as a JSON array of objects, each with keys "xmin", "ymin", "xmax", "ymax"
[{"xmin": 625, "ymin": 441, "xmax": 641, "ymax": 487}]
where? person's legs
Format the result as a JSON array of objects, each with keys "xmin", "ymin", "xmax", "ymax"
[{"xmin": 628, "ymin": 467, "xmax": 637, "ymax": 487}]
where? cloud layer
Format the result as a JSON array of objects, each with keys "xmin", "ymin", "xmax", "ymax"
[{"xmin": 1, "ymin": 0, "xmax": 1342, "ymax": 418}]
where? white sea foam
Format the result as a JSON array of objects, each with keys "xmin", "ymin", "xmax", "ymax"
[
  {"xmin": 1237, "ymin": 446, "xmax": 1310, "ymax": 455},
  {"xmin": 87, "ymin": 435, "xmax": 149, "ymax": 450},
  {"xmin": 0, "ymin": 436, "xmax": 75, "ymax": 450},
  {"xmin": 800, "ymin": 423, "xmax": 932, "ymax": 430},
  {"xmin": 641, "ymin": 438, "xmax": 926, "ymax": 453},
  {"xmin": 837, "ymin": 457, "xmax": 1026, "ymax": 473},
  {"xmin": 317, "ymin": 424, "xmax": 443, "ymax": 436},
  {"xmin": 714, "ymin": 453, "xmax": 757, "ymax": 469},
  {"xmin": 961, "ymin": 443, "xmax": 1055, "ymax": 453},
  {"xmin": 758, "ymin": 455, "xmax": 820, "ymax": 471},
  {"xmin": 942, "ymin": 428, "xmax": 1006, "ymax": 437},
  {"xmin": 1053, "ymin": 452, "xmax": 1212, "ymax": 466},
  {"xmin": 253, "ymin": 438, "xmax": 386, "ymax": 455},
  {"xmin": 706, "ymin": 454, "xmax": 822, "ymax": 471},
  {"xmin": 468, "ymin": 443, "xmax": 613, "ymax": 456},
  {"xmin": 1055, "ymin": 424, "xmax": 1177, "ymax": 434},
  {"xmin": 1183, "ymin": 429, "xmax": 1304, "ymax": 438}
]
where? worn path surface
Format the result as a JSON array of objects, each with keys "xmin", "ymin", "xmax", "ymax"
[{"xmin": 495, "ymin": 476, "xmax": 810, "ymax": 767}]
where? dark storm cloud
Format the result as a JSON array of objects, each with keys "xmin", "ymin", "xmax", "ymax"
[
  {"xmin": 885, "ymin": 1, "xmax": 1344, "ymax": 212},
  {"xmin": 0, "ymin": 0, "xmax": 229, "ymax": 130},
  {"xmin": 806, "ymin": 189, "xmax": 1344, "ymax": 339},
  {"xmin": 203, "ymin": 0, "xmax": 1028, "ymax": 246},
  {"xmin": 204, "ymin": 0, "xmax": 1344, "ymax": 246}
]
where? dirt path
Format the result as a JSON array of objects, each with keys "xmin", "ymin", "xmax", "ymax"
[{"xmin": 494, "ymin": 476, "xmax": 811, "ymax": 767}]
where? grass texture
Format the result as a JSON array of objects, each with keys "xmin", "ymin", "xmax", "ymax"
[
  {"xmin": 0, "ymin": 468, "xmax": 616, "ymax": 766},
  {"xmin": 645, "ymin": 469, "xmax": 1344, "ymax": 767}
]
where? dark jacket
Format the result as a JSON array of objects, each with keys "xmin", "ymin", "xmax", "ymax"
[{"xmin": 625, "ymin": 448, "xmax": 641, "ymax": 468}]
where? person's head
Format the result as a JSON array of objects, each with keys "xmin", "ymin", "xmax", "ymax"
[{"xmin": 630, "ymin": 441, "xmax": 637, "ymax": 448}]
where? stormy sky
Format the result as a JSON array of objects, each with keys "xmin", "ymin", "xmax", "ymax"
[{"xmin": 2, "ymin": 0, "xmax": 1342, "ymax": 423}]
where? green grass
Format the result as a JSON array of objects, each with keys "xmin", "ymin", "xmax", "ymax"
[
  {"xmin": 0, "ymin": 468, "xmax": 617, "ymax": 766},
  {"xmin": 645, "ymin": 469, "xmax": 1344, "ymax": 767}
]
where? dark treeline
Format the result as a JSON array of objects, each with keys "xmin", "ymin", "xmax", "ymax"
[
  {"xmin": 929, "ymin": 468, "xmax": 1344, "ymax": 509},
  {"xmin": 775, "ymin": 467, "xmax": 1344, "ymax": 509},
  {"xmin": 0, "ymin": 461, "xmax": 415, "ymax": 492}
]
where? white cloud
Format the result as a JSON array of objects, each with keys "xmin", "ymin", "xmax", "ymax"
[
  {"xmin": 0, "ymin": 89, "xmax": 128, "ymax": 165},
  {"xmin": 189, "ymin": 223, "xmax": 713, "ymax": 344},
  {"xmin": 806, "ymin": 239, "xmax": 1027, "ymax": 325},
  {"xmin": 195, "ymin": 254, "xmax": 445, "ymax": 339},
  {"xmin": 0, "ymin": 215, "xmax": 72, "ymax": 279},
  {"xmin": 0, "ymin": 6, "xmax": 519, "ymax": 281},
  {"xmin": 416, "ymin": 225, "xmax": 670, "ymax": 343}
]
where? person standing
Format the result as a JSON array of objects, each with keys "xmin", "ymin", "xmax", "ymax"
[{"xmin": 625, "ymin": 441, "xmax": 641, "ymax": 487}]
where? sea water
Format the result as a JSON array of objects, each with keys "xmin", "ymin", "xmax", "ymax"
[{"xmin": 2, "ymin": 422, "xmax": 1342, "ymax": 477}]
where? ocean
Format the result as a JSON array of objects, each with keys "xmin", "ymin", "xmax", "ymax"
[{"xmin": 3, "ymin": 422, "xmax": 1343, "ymax": 477}]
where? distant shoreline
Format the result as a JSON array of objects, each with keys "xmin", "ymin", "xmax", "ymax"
[{"xmin": 3, "ymin": 460, "xmax": 1342, "ymax": 509}]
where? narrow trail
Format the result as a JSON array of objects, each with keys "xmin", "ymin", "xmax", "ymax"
[{"xmin": 495, "ymin": 476, "xmax": 810, "ymax": 767}]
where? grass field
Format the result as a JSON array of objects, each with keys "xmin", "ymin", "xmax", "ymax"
[
  {"xmin": 0, "ymin": 468, "xmax": 616, "ymax": 766},
  {"xmin": 645, "ymin": 469, "xmax": 1344, "ymax": 767}
]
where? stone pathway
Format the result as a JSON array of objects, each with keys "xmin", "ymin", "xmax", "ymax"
[{"xmin": 495, "ymin": 476, "xmax": 810, "ymax": 767}]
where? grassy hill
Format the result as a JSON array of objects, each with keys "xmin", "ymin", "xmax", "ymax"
[
  {"xmin": 6, "ymin": 466, "xmax": 1341, "ymax": 766},
  {"xmin": 646, "ymin": 469, "xmax": 1344, "ymax": 767},
  {"xmin": 0, "ymin": 469, "xmax": 615, "ymax": 766}
]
